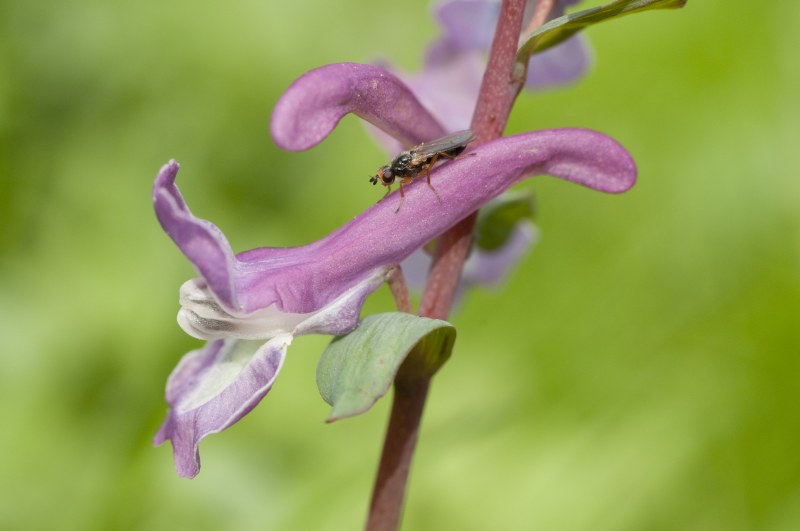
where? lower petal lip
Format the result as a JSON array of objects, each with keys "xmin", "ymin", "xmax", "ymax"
[{"xmin": 154, "ymin": 336, "xmax": 290, "ymax": 478}]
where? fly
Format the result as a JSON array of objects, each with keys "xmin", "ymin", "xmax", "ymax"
[{"xmin": 370, "ymin": 130, "xmax": 475, "ymax": 212}]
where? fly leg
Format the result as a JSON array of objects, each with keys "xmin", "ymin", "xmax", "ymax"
[
  {"xmin": 424, "ymin": 150, "xmax": 475, "ymax": 202},
  {"xmin": 423, "ymin": 154, "xmax": 445, "ymax": 204},
  {"xmin": 395, "ymin": 178, "xmax": 413, "ymax": 213},
  {"xmin": 377, "ymin": 185, "xmax": 392, "ymax": 203},
  {"xmin": 393, "ymin": 145, "xmax": 478, "ymax": 210}
]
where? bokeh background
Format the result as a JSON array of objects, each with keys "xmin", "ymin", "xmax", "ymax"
[{"xmin": 1, "ymin": 0, "xmax": 798, "ymax": 529}]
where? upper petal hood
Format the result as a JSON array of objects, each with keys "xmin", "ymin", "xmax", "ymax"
[{"xmin": 154, "ymin": 128, "xmax": 635, "ymax": 317}]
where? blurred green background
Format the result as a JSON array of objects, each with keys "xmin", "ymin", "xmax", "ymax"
[{"xmin": 1, "ymin": 0, "xmax": 798, "ymax": 529}]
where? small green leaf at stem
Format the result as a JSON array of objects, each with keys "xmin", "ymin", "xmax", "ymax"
[
  {"xmin": 517, "ymin": 0, "xmax": 688, "ymax": 62},
  {"xmin": 317, "ymin": 313, "xmax": 456, "ymax": 422},
  {"xmin": 475, "ymin": 191, "xmax": 536, "ymax": 252}
]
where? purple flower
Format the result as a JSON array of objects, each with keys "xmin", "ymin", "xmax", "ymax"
[
  {"xmin": 153, "ymin": 62, "xmax": 635, "ymax": 477},
  {"xmin": 393, "ymin": 0, "xmax": 591, "ymax": 133}
]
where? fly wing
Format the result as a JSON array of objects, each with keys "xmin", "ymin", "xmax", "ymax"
[{"xmin": 413, "ymin": 130, "xmax": 475, "ymax": 158}]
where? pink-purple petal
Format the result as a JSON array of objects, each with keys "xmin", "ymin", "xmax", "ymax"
[
  {"xmin": 154, "ymin": 161, "xmax": 389, "ymax": 316},
  {"xmin": 154, "ymin": 336, "xmax": 289, "ymax": 478},
  {"xmin": 154, "ymin": 128, "xmax": 634, "ymax": 320},
  {"xmin": 433, "ymin": 0, "xmax": 584, "ymax": 50},
  {"xmin": 434, "ymin": 0, "xmax": 500, "ymax": 53},
  {"xmin": 430, "ymin": 0, "xmax": 591, "ymax": 99},
  {"xmin": 154, "ymin": 161, "xmax": 239, "ymax": 311},
  {"xmin": 270, "ymin": 63, "xmax": 446, "ymax": 151},
  {"xmin": 405, "ymin": 51, "xmax": 486, "ymax": 132},
  {"xmin": 526, "ymin": 34, "xmax": 592, "ymax": 88},
  {"xmin": 259, "ymin": 128, "xmax": 634, "ymax": 299},
  {"xmin": 154, "ymin": 267, "xmax": 392, "ymax": 478}
]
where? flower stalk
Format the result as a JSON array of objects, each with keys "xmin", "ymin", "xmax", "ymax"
[
  {"xmin": 387, "ymin": 267, "xmax": 413, "ymax": 315},
  {"xmin": 367, "ymin": 0, "xmax": 530, "ymax": 528}
]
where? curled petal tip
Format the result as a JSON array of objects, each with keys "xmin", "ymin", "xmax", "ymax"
[
  {"xmin": 152, "ymin": 162, "xmax": 240, "ymax": 312},
  {"xmin": 518, "ymin": 128, "xmax": 637, "ymax": 194},
  {"xmin": 153, "ymin": 159, "xmax": 180, "ymax": 197},
  {"xmin": 270, "ymin": 63, "xmax": 445, "ymax": 151}
]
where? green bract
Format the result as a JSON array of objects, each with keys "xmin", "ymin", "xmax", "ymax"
[
  {"xmin": 475, "ymin": 192, "xmax": 536, "ymax": 252},
  {"xmin": 518, "ymin": 0, "xmax": 688, "ymax": 62},
  {"xmin": 317, "ymin": 313, "xmax": 456, "ymax": 422}
]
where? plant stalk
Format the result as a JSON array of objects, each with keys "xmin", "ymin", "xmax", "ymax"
[{"xmin": 366, "ymin": 1, "xmax": 532, "ymax": 529}]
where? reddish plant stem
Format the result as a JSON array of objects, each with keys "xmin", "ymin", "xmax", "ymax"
[
  {"xmin": 365, "ymin": 269, "xmax": 417, "ymax": 531},
  {"xmin": 469, "ymin": 0, "xmax": 528, "ymax": 145},
  {"xmin": 365, "ymin": 1, "xmax": 528, "ymax": 530},
  {"xmin": 419, "ymin": 0, "xmax": 528, "ymax": 319},
  {"xmin": 365, "ymin": 378, "xmax": 430, "ymax": 531},
  {"xmin": 387, "ymin": 266, "xmax": 413, "ymax": 314}
]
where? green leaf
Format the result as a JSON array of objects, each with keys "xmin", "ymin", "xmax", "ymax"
[
  {"xmin": 475, "ymin": 191, "xmax": 536, "ymax": 252},
  {"xmin": 517, "ymin": 0, "xmax": 688, "ymax": 62},
  {"xmin": 317, "ymin": 313, "xmax": 456, "ymax": 422}
]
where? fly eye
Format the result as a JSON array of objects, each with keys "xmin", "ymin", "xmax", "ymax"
[{"xmin": 382, "ymin": 175, "xmax": 394, "ymax": 185}]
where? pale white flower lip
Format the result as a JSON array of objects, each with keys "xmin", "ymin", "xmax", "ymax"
[{"xmin": 153, "ymin": 267, "xmax": 392, "ymax": 479}]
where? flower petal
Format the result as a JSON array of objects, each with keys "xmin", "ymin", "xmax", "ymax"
[
  {"xmin": 526, "ymin": 34, "xmax": 592, "ymax": 88},
  {"xmin": 270, "ymin": 63, "xmax": 446, "ymax": 151},
  {"xmin": 433, "ymin": 0, "xmax": 585, "ymax": 54},
  {"xmin": 176, "ymin": 267, "xmax": 393, "ymax": 341},
  {"xmin": 153, "ymin": 160, "xmax": 238, "ymax": 310},
  {"xmin": 330, "ymin": 129, "xmax": 634, "ymax": 269},
  {"xmin": 154, "ymin": 160, "xmax": 393, "ymax": 316},
  {"xmin": 155, "ymin": 129, "xmax": 633, "ymax": 318},
  {"xmin": 154, "ymin": 336, "xmax": 289, "ymax": 478},
  {"xmin": 155, "ymin": 266, "xmax": 393, "ymax": 478},
  {"xmin": 434, "ymin": 0, "xmax": 500, "ymax": 53},
  {"xmin": 431, "ymin": 0, "xmax": 590, "ymax": 94},
  {"xmin": 406, "ymin": 51, "xmax": 486, "ymax": 132}
]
